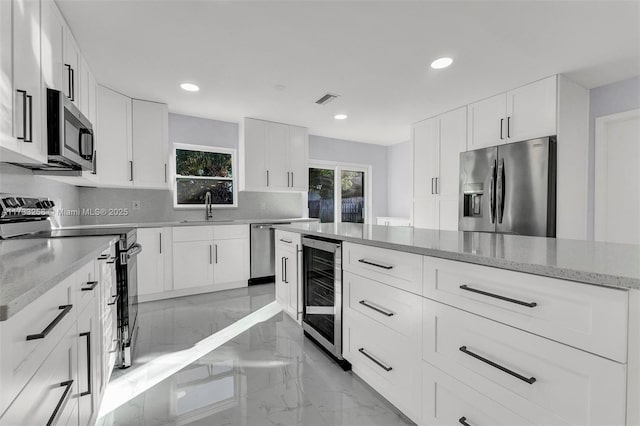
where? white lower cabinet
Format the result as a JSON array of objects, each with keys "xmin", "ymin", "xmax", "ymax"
[
  {"xmin": 275, "ymin": 230, "xmax": 302, "ymax": 323},
  {"xmin": 77, "ymin": 294, "xmax": 101, "ymax": 426},
  {"xmin": 137, "ymin": 227, "xmax": 171, "ymax": 297},
  {"xmin": 172, "ymin": 240, "xmax": 214, "ymax": 290}
]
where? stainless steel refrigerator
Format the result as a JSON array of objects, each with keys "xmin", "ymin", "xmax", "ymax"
[{"xmin": 459, "ymin": 137, "xmax": 556, "ymax": 237}]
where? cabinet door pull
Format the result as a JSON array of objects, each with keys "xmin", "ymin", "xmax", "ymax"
[
  {"xmin": 16, "ymin": 89, "xmax": 27, "ymax": 140},
  {"xmin": 431, "ymin": 177, "xmax": 435, "ymax": 194},
  {"xmin": 279, "ymin": 238, "xmax": 292, "ymax": 244},
  {"xmin": 284, "ymin": 257, "xmax": 288, "ymax": 283},
  {"xmin": 107, "ymin": 294, "xmax": 119, "ymax": 306},
  {"xmin": 266, "ymin": 170, "xmax": 269, "ymax": 187},
  {"xmin": 70, "ymin": 67, "xmax": 75, "ymax": 102},
  {"xmin": 500, "ymin": 118, "xmax": 504, "ymax": 140},
  {"xmin": 65, "ymin": 64, "xmax": 72, "ymax": 99},
  {"xmin": 81, "ymin": 280, "xmax": 99, "ymax": 291},
  {"xmin": 46, "ymin": 380, "xmax": 74, "ymax": 426},
  {"xmin": 26, "ymin": 305, "xmax": 73, "ymax": 340},
  {"xmin": 25, "ymin": 94, "xmax": 33, "ymax": 142},
  {"xmin": 287, "ymin": 171, "xmax": 290, "ymax": 187},
  {"xmin": 358, "ymin": 348, "xmax": 392, "ymax": 371},
  {"xmin": 459, "ymin": 284, "xmax": 537, "ymax": 308},
  {"xmin": 281, "ymin": 257, "xmax": 285, "ymax": 282},
  {"xmin": 209, "ymin": 245, "xmax": 213, "ymax": 264},
  {"xmin": 129, "ymin": 160, "xmax": 134, "ymax": 181},
  {"xmin": 435, "ymin": 177, "xmax": 439, "ymax": 195},
  {"xmin": 291, "ymin": 172, "xmax": 294, "ymax": 187},
  {"xmin": 359, "ymin": 300, "xmax": 394, "ymax": 317},
  {"xmin": 459, "ymin": 417, "xmax": 471, "ymax": 426},
  {"xmin": 507, "ymin": 116, "xmax": 511, "ymax": 138},
  {"xmin": 79, "ymin": 331, "xmax": 92, "ymax": 396},
  {"xmin": 358, "ymin": 258, "xmax": 394, "ymax": 270},
  {"xmin": 459, "ymin": 346, "xmax": 536, "ymax": 384},
  {"xmin": 106, "ymin": 257, "xmax": 116, "ymax": 264},
  {"xmin": 164, "ymin": 163, "xmax": 167, "ymax": 183},
  {"xmin": 97, "ymin": 254, "xmax": 109, "ymax": 260},
  {"xmin": 214, "ymin": 244, "xmax": 218, "ymax": 264}
]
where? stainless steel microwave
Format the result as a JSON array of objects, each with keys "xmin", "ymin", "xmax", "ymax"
[{"xmin": 45, "ymin": 88, "xmax": 94, "ymax": 171}]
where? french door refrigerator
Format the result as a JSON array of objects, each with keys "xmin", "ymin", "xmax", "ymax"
[{"xmin": 459, "ymin": 136, "xmax": 556, "ymax": 237}]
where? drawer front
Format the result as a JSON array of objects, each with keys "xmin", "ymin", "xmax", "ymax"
[
  {"xmin": 172, "ymin": 225, "xmax": 214, "ymax": 242},
  {"xmin": 275, "ymin": 230, "xmax": 301, "ymax": 247},
  {"xmin": 76, "ymin": 260, "xmax": 98, "ymax": 313},
  {"xmin": 0, "ymin": 322, "xmax": 78, "ymax": 425},
  {"xmin": 422, "ymin": 299, "xmax": 627, "ymax": 426},
  {"xmin": 343, "ymin": 242, "xmax": 422, "ymax": 295},
  {"xmin": 213, "ymin": 224, "xmax": 249, "ymax": 240},
  {"xmin": 423, "ymin": 257, "xmax": 628, "ymax": 362},
  {"xmin": 422, "ymin": 362, "xmax": 544, "ymax": 426},
  {"xmin": 344, "ymin": 271, "xmax": 421, "ymax": 339},
  {"xmin": 344, "ymin": 309, "xmax": 421, "ymax": 423},
  {"xmin": 0, "ymin": 274, "xmax": 76, "ymax": 414}
]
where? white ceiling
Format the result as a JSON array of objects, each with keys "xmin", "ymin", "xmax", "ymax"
[{"xmin": 57, "ymin": 0, "xmax": 640, "ymax": 145}]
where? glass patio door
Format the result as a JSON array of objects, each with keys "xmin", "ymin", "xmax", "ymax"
[{"xmin": 308, "ymin": 164, "xmax": 368, "ymax": 223}]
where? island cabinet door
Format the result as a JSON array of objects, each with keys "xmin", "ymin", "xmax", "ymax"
[{"xmin": 172, "ymin": 240, "xmax": 214, "ymax": 289}]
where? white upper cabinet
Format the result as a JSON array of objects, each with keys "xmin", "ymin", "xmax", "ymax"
[
  {"xmin": 506, "ymin": 76, "xmax": 557, "ymax": 142},
  {"xmin": 96, "ymin": 85, "xmax": 133, "ymax": 187},
  {"xmin": 412, "ymin": 107, "xmax": 467, "ymax": 231},
  {"xmin": 132, "ymin": 99, "xmax": 169, "ymax": 189},
  {"xmin": 467, "ymin": 93, "xmax": 507, "ymax": 150},
  {"xmin": 63, "ymin": 28, "xmax": 80, "ymax": 109},
  {"xmin": 1, "ymin": 0, "xmax": 46, "ymax": 164},
  {"xmin": 468, "ymin": 76, "xmax": 557, "ymax": 150},
  {"xmin": 41, "ymin": 1, "xmax": 65, "ymax": 93},
  {"xmin": 241, "ymin": 117, "xmax": 308, "ymax": 192}
]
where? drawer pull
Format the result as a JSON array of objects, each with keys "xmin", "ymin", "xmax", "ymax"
[
  {"xmin": 106, "ymin": 257, "xmax": 116, "ymax": 264},
  {"xmin": 107, "ymin": 294, "xmax": 119, "ymax": 306},
  {"xmin": 79, "ymin": 331, "xmax": 92, "ymax": 396},
  {"xmin": 279, "ymin": 238, "xmax": 292, "ymax": 244},
  {"xmin": 358, "ymin": 348, "xmax": 393, "ymax": 372},
  {"xmin": 459, "ymin": 285, "xmax": 537, "ymax": 308},
  {"xmin": 97, "ymin": 254, "xmax": 108, "ymax": 260},
  {"xmin": 26, "ymin": 305, "xmax": 73, "ymax": 341},
  {"xmin": 46, "ymin": 380, "xmax": 73, "ymax": 426},
  {"xmin": 359, "ymin": 300, "xmax": 395, "ymax": 317},
  {"xmin": 459, "ymin": 417, "xmax": 471, "ymax": 426},
  {"xmin": 459, "ymin": 346, "xmax": 536, "ymax": 384},
  {"xmin": 358, "ymin": 258, "xmax": 394, "ymax": 270},
  {"xmin": 81, "ymin": 280, "xmax": 99, "ymax": 291}
]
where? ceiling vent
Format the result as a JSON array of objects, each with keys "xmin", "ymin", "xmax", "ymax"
[{"xmin": 315, "ymin": 93, "xmax": 339, "ymax": 105}]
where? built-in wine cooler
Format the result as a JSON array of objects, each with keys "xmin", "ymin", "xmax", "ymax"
[{"xmin": 301, "ymin": 236, "xmax": 350, "ymax": 369}]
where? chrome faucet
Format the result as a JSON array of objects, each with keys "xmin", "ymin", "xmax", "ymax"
[{"xmin": 205, "ymin": 191, "xmax": 213, "ymax": 221}]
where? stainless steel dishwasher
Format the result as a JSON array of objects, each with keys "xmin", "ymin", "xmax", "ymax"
[{"xmin": 249, "ymin": 222, "xmax": 290, "ymax": 284}]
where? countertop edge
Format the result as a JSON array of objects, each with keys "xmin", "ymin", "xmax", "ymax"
[
  {"xmin": 0, "ymin": 236, "xmax": 119, "ymax": 321},
  {"xmin": 273, "ymin": 225, "xmax": 639, "ymax": 291}
]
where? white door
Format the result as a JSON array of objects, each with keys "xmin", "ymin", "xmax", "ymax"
[
  {"xmin": 595, "ymin": 109, "xmax": 640, "ymax": 244},
  {"xmin": 77, "ymin": 297, "xmax": 99, "ymax": 426},
  {"xmin": 78, "ymin": 55, "xmax": 92, "ymax": 118},
  {"xmin": 285, "ymin": 245, "xmax": 299, "ymax": 320},
  {"xmin": 96, "ymin": 85, "xmax": 133, "ymax": 187},
  {"xmin": 0, "ymin": 0, "xmax": 14, "ymax": 150},
  {"xmin": 288, "ymin": 125, "xmax": 308, "ymax": 191},
  {"xmin": 137, "ymin": 228, "xmax": 165, "ymax": 296},
  {"xmin": 41, "ymin": 2, "xmax": 65, "ymax": 93},
  {"xmin": 13, "ymin": 0, "xmax": 44, "ymax": 162},
  {"xmin": 173, "ymin": 240, "xmax": 214, "ymax": 290},
  {"xmin": 438, "ymin": 106, "xmax": 467, "ymax": 231},
  {"xmin": 132, "ymin": 99, "xmax": 169, "ymax": 189},
  {"xmin": 213, "ymin": 238, "xmax": 248, "ymax": 286},
  {"xmin": 63, "ymin": 29, "xmax": 80, "ymax": 108},
  {"xmin": 506, "ymin": 76, "xmax": 557, "ymax": 142},
  {"xmin": 275, "ymin": 243, "xmax": 288, "ymax": 307},
  {"xmin": 266, "ymin": 122, "xmax": 289, "ymax": 190},
  {"xmin": 467, "ymin": 93, "xmax": 506, "ymax": 150},
  {"xmin": 412, "ymin": 117, "xmax": 438, "ymax": 229},
  {"xmin": 242, "ymin": 118, "xmax": 268, "ymax": 190}
]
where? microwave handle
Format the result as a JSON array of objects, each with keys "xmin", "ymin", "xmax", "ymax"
[{"xmin": 79, "ymin": 129, "xmax": 94, "ymax": 158}]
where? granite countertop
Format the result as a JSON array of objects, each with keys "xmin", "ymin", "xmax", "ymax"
[
  {"xmin": 273, "ymin": 222, "xmax": 640, "ymax": 290},
  {"xmin": 0, "ymin": 236, "xmax": 117, "ymax": 321},
  {"xmin": 62, "ymin": 217, "xmax": 319, "ymax": 229}
]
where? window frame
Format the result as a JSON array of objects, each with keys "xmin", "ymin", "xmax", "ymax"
[
  {"xmin": 172, "ymin": 143, "xmax": 238, "ymax": 209},
  {"xmin": 308, "ymin": 160, "xmax": 372, "ymax": 224}
]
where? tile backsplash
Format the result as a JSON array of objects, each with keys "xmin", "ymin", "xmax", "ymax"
[{"xmin": 77, "ymin": 187, "xmax": 304, "ymax": 225}]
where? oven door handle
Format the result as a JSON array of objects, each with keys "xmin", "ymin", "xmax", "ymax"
[{"xmin": 126, "ymin": 243, "xmax": 142, "ymax": 260}]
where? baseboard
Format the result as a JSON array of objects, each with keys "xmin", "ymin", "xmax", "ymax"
[{"xmin": 138, "ymin": 280, "xmax": 248, "ymax": 303}]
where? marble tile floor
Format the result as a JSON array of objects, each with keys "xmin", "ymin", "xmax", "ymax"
[{"xmin": 99, "ymin": 284, "xmax": 414, "ymax": 426}]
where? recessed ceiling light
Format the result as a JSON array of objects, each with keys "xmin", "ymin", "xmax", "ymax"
[
  {"xmin": 180, "ymin": 83, "xmax": 200, "ymax": 92},
  {"xmin": 430, "ymin": 57, "xmax": 453, "ymax": 69},
  {"xmin": 334, "ymin": 114, "xmax": 347, "ymax": 120}
]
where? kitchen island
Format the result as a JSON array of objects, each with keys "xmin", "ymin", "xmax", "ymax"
[{"xmin": 274, "ymin": 222, "xmax": 640, "ymax": 426}]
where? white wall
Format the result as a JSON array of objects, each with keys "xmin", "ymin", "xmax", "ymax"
[
  {"xmin": 386, "ymin": 140, "xmax": 411, "ymax": 218},
  {"xmin": 308, "ymin": 135, "xmax": 388, "ymax": 220},
  {"xmin": 587, "ymin": 75, "xmax": 640, "ymax": 239}
]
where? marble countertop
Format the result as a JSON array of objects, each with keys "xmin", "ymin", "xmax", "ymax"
[
  {"xmin": 0, "ymin": 236, "xmax": 117, "ymax": 321},
  {"xmin": 273, "ymin": 222, "xmax": 640, "ymax": 290},
  {"xmin": 62, "ymin": 217, "xmax": 319, "ymax": 229}
]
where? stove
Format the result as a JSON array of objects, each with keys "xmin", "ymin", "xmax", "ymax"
[{"xmin": 0, "ymin": 194, "xmax": 140, "ymax": 368}]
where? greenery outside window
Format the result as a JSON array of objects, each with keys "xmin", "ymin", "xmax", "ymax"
[{"xmin": 173, "ymin": 143, "xmax": 238, "ymax": 208}]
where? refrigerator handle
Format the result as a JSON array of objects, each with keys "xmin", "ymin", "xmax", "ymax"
[
  {"xmin": 490, "ymin": 160, "xmax": 496, "ymax": 224},
  {"xmin": 497, "ymin": 159, "xmax": 505, "ymax": 224}
]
